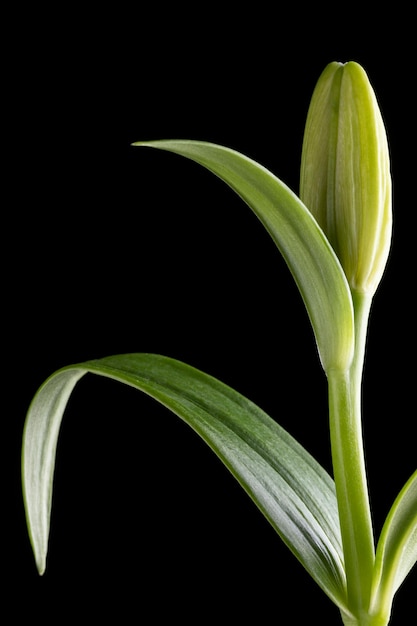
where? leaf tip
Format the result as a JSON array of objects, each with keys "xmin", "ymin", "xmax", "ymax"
[
  {"xmin": 32, "ymin": 541, "xmax": 47, "ymax": 575},
  {"xmin": 33, "ymin": 550, "xmax": 46, "ymax": 576}
]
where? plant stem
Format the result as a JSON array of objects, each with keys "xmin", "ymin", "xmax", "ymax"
[{"xmin": 328, "ymin": 290, "xmax": 375, "ymax": 617}]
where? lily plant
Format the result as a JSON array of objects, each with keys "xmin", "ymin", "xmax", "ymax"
[{"xmin": 22, "ymin": 62, "xmax": 416, "ymax": 626}]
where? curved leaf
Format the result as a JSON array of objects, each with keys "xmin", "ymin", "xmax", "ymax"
[
  {"xmin": 133, "ymin": 140, "xmax": 354, "ymax": 373},
  {"xmin": 21, "ymin": 367, "xmax": 86, "ymax": 574},
  {"xmin": 22, "ymin": 353, "xmax": 348, "ymax": 612},
  {"xmin": 370, "ymin": 469, "xmax": 417, "ymax": 619}
]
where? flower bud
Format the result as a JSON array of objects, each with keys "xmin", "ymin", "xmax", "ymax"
[{"xmin": 300, "ymin": 62, "xmax": 392, "ymax": 296}]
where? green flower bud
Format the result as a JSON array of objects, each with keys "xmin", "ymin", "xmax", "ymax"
[{"xmin": 300, "ymin": 61, "xmax": 392, "ymax": 296}]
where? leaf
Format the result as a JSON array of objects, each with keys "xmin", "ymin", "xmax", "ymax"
[
  {"xmin": 21, "ymin": 368, "xmax": 86, "ymax": 574},
  {"xmin": 22, "ymin": 353, "xmax": 348, "ymax": 612},
  {"xmin": 370, "ymin": 469, "xmax": 417, "ymax": 619},
  {"xmin": 133, "ymin": 140, "xmax": 354, "ymax": 373}
]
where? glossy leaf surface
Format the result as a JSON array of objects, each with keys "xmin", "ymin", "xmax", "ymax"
[
  {"xmin": 134, "ymin": 140, "xmax": 354, "ymax": 373},
  {"xmin": 22, "ymin": 353, "xmax": 348, "ymax": 611},
  {"xmin": 370, "ymin": 469, "xmax": 417, "ymax": 620}
]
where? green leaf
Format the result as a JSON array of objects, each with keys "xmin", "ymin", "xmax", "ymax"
[
  {"xmin": 370, "ymin": 469, "xmax": 417, "ymax": 620},
  {"xmin": 22, "ymin": 353, "xmax": 348, "ymax": 612},
  {"xmin": 133, "ymin": 140, "xmax": 354, "ymax": 373},
  {"xmin": 21, "ymin": 368, "xmax": 86, "ymax": 574}
]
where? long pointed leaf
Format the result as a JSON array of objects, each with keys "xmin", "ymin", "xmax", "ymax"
[
  {"xmin": 370, "ymin": 469, "xmax": 417, "ymax": 619},
  {"xmin": 133, "ymin": 140, "xmax": 354, "ymax": 373},
  {"xmin": 21, "ymin": 367, "xmax": 86, "ymax": 574},
  {"xmin": 22, "ymin": 353, "xmax": 348, "ymax": 612}
]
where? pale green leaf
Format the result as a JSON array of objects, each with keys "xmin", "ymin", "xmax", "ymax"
[
  {"xmin": 21, "ymin": 367, "xmax": 86, "ymax": 574},
  {"xmin": 133, "ymin": 140, "xmax": 354, "ymax": 373},
  {"xmin": 22, "ymin": 353, "xmax": 348, "ymax": 611},
  {"xmin": 370, "ymin": 469, "xmax": 417, "ymax": 619}
]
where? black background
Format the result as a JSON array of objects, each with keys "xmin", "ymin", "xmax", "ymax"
[{"xmin": 7, "ymin": 7, "xmax": 416, "ymax": 624}]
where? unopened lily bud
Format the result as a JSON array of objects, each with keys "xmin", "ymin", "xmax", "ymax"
[{"xmin": 300, "ymin": 61, "xmax": 392, "ymax": 296}]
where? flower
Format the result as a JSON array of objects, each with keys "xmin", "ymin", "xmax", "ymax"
[{"xmin": 300, "ymin": 61, "xmax": 392, "ymax": 296}]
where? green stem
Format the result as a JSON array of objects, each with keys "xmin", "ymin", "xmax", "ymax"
[{"xmin": 328, "ymin": 290, "xmax": 375, "ymax": 617}]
